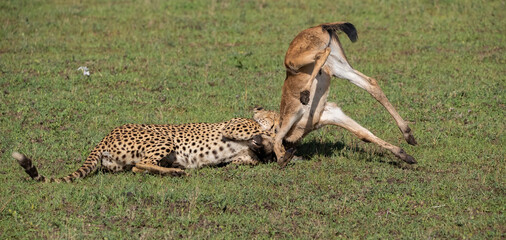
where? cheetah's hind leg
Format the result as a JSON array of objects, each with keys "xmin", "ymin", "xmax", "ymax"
[
  {"xmin": 132, "ymin": 156, "xmax": 187, "ymax": 177},
  {"xmin": 132, "ymin": 163, "xmax": 187, "ymax": 177}
]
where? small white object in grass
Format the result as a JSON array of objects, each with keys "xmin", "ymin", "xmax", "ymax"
[{"xmin": 77, "ymin": 66, "xmax": 90, "ymax": 76}]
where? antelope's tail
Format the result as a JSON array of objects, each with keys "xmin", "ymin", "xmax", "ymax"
[
  {"xmin": 12, "ymin": 151, "xmax": 101, "ymax": 183},
  {"xmin": 321, "ymin": 22, "xmax": 358, "ymax": 43}
]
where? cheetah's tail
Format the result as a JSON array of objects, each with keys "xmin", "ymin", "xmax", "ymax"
[{"xmin": 12, "ymin": 151, "xmax": 101, "ymax": 183}]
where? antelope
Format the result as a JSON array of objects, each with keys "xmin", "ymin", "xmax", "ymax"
[{"xmin": 274, "ymin": 22, "xmax": 417, "ymax": 167}]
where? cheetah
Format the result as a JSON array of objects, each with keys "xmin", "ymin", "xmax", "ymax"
[{"xmin": 12, "ymin": 107, "xmax": 278, "ymax": 182}]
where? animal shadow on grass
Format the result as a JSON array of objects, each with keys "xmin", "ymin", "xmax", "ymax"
[
  {"xmin": 293, "ymin": 140, "xmax": 414, "ymax": 169},
  {"xmin": 295, "ymin": 140, "xmax": 346, "ymax": 159}
]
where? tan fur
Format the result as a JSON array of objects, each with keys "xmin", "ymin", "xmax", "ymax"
[
  {"xmin": 274, "ymin": 22, "xmax": 417, "ymax": 167},
  {"xmin": 13, "ymin": 108, "xmax": 278, "ymax": 182}
]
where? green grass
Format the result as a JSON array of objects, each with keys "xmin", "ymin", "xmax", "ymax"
[{"xmin": 1, "ymin": 0, "xmax": 504, "ymax": 238}]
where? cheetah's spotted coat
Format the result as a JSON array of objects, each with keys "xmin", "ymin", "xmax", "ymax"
[{"xmin": 13, "ymin": 108, "xmax": 279, "ymax": 182}]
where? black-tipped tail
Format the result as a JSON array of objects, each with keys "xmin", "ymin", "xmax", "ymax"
[
  {"xmin": 322, "ymin": 22, "xmax": 358, "ymax": 43},
  {"xmin": 12, "ymin": 151, "xmax": 100, "ymax": 183},
  {"xmin": 12, "ymin": 151, "xmax": 47, "ymax": 182}
]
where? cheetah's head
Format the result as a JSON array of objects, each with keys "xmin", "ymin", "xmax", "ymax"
[
  {"xmin": 250, "ymin": 107, "xmax": 281, "ymax": 162},
  {"xmin": 252, "ymin": 107, "xmax": 280, "ymax": 132}
]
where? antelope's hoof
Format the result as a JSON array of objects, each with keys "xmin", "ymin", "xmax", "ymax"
[
  {"xmin": 403, "ymin": 154, "xmax": 417, "ymax": 164},
  {"xmin": 406, "ymin": 134, "xmax": 417, "ymax": 146},
  {"xmin": 404, "ymin": 127, "xmax": 417, "ymax": 146},
  {"xmin": 278, "ymin": 148, "xmax": 296, "ymax": 168},
  {"xmin": 396, "ymin": 149, "xmax": 417, "ymax": 164}
]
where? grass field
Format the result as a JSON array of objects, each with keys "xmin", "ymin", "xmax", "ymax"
[{"xmin": 1, "ymin": 0, "xmax": 504, "ymax": 238}]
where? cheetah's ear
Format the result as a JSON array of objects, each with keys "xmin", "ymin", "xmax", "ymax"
[{"xmin": 253, "ymin": 106, "xmax": 264, "ymax": 112}]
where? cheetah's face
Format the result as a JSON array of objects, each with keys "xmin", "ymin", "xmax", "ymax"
[{"xmin": 253, "ymin": 107, "xmax": 280, "ymax": 132}]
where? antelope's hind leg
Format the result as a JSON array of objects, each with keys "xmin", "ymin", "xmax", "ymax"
[
  {"xmin": 339, "ymin": 69, "xmax": 417, "ymax": 146},
  {"xmin": 285, "ymin": 48, "xmax": 330, "ymax": 74},
  {"xmin": 317, "ymin": 102, "xmax": 416, "ymax": 164},
  {"xmin": 325, "ymin": 44, "xmax": 417, "ymax": 146},
  {"xmin": 295, "ymin": 48, "xmax": 331, "ymax": 105}
]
